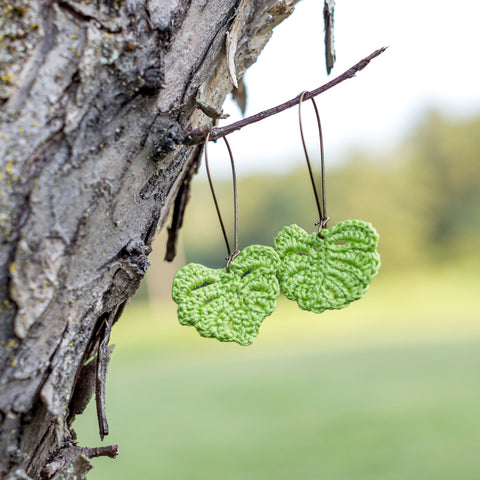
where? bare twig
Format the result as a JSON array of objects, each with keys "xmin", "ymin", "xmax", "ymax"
[
  {"xmin": 184, "ymin": 47, "xmax": 387, "ymax": 145},
  {"xmin": 40, "ymin": 444, "xmax": 119, "ymax": 479},
  {"xmin": 81, "ymin": 445, "xmax": 119, "ymax": 459}
]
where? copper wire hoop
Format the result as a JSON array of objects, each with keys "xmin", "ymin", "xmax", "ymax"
[
  {"xmin": 204, "ymin": 132, "xmax": 240, "ymax": 271},
  {"xmin": 298, "ymin": 92, "xmax": 329, "ymax": 236}
]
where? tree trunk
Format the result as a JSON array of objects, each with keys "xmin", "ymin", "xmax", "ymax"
[{"xmin": 0, "ymin": 0, "xmax": 295, "ymax": 477}]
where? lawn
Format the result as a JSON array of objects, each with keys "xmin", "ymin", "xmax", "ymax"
[{"xmin": 75, "ymin": 265, "xmax": 480, "ymax": 479}]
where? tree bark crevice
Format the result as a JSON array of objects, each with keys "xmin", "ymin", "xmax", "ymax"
[{"xmin": 0, "ymin": 0, "xmax": 297, "ymax": 477}]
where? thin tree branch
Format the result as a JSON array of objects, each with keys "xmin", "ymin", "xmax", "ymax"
[{"xmin": 184, "ymin": 47, "xmax": 387, "ymax": 145}]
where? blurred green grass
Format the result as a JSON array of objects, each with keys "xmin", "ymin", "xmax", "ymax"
[{"xmin": 75, "ymin": 264, "xmax": 480, "ymax": 479}]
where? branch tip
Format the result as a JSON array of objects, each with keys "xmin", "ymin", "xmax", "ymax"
[
  {"xmin": 82, "ymin": 444, "xmax": 119, "ymax": 459},
  {"xmin": 184, "ymin": 47, "xmax": 387, "ymax": 146}
]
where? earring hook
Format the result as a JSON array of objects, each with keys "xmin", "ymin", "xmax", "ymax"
[
  {"xmin": 204, "ymin": 132, "xmax": 240, "ymax": 271},
  {"xmin": 298, "ymin": 91, "xmax": 329, "ymax": 236}
]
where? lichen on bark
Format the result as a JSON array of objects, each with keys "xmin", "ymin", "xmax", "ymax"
[{"xmin": 0, "ymin": 0, "xmax": 296, "ymax": 478}]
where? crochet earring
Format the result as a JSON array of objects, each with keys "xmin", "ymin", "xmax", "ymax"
[
  {"xmin": 274, "ymin": 93, "xmax": 381, "ymax": 314},
  {"xmin": 171, "ymin": 134, "xmax": 281, "ymax": 346}
]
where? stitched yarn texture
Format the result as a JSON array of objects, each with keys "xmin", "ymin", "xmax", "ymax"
[
  {"xmin": 172, "ymin": 245, "xmax": 281, "ymax": 346},
  {"xmin": 274, "ymin": 219, "xmax": 380, "ymax": 313}
]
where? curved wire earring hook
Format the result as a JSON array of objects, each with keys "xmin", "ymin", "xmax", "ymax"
[
  {"xmin": 204, "ymin": 132, "xmax": 239, "ymax": 272},
  {"xmin": 298, "ymin": 91, "xmax": 329, "ymax": 237}
]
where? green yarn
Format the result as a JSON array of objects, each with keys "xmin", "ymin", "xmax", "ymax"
[
  {"xmin": 274, "ymin": 219, "xmax": 380, "ymax": 313},
  {"xmin": 173, "ymin": 220, "xmax": 380, "ymax": 343},
  {"xmin": 172, "ymin": 245, "xmax": 281, "ymax": 346}
]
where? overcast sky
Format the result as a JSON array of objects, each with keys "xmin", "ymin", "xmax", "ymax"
[{"xmin": 205, "ymin": 0, "xmax": 480, "ymax": 177}]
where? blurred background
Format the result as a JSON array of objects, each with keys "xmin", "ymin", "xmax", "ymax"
[{"xmin": 75, "ymin": 1, "xmax": 480, "ymax": 478}]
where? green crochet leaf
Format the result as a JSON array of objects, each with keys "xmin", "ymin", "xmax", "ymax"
[
  {"xmin": 171, "ymin": 245, "xmax": 281, "ymax": 346},
  {"xmin": 274, "ymin": 220, "xmax": 380, "ymax": 313}
]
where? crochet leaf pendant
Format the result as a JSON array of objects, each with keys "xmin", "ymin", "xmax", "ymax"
[
  {"xmin": 274, "ymin": 220, "xmax": 380, "ymax": 313},
  {"xmin": 172, "ymin": 245, "xmax": 281, "ymax": 346}
]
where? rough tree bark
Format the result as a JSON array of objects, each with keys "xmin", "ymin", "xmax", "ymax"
[{"xmin": 0, "ymin": 0, "xmax": 296, "ymax": 478}]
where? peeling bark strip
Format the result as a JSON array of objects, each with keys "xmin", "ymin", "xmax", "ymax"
[
  {"xmin": 0, "ymin": 0, "xmax": 297, "ymax": 477},
  {"xmin": 95, "ymin": 308, "xmax": 117, "ymax": 441},
  {"xmin": 164, "ymin": 146, "xmax": 203, "ymax": 262},
  {"xmin": 323, "ymin": 0, "xmax": 336, "ymax": 74}
]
